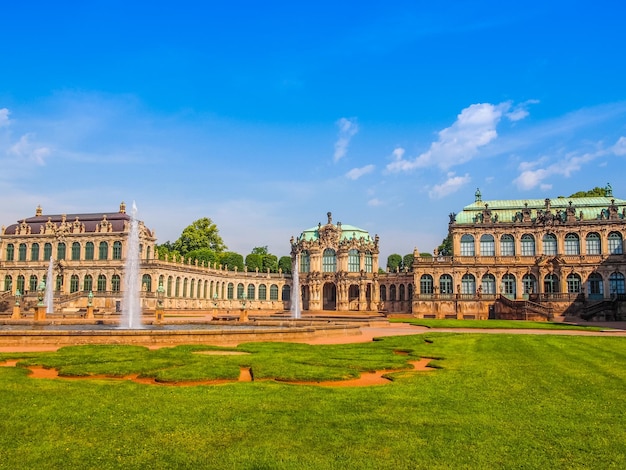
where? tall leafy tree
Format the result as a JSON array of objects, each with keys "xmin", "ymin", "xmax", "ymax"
[
  {"xmin": 263, "ymin": 254, "xmax": 278, "ymax": 273},
  {"xmin": 278, "ymin": 256, "xmax": 292, "ymax": 274},
  {"xmin": 568, "ymin": 187, "xmax": 607, "ymax": 198},
  {"xmin": 387, "ymin": 254, "xmax": 402, "ymax": 271},
  {"xmin": 437, "ymin": 235, "xmax": 452, "ymax": 256},
  {"xmin": 219, "ymin": 252, "xmax": 244, "ymax": 272},
  {"xmin": 173, "ymin": 217, "xmax": 226, "ymax": 256},
  {"xmin": 403, "ymin": 253, "xmax": 414, "ymax": 271},
  {"xmin": 245, "ymin": 253, "xmax": 264, "ymax": 272},
  {"xmin": 186, "ymin": 248, "xmax": 219, "ymax": 266}
]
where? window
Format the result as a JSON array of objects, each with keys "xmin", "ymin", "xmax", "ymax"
[
  {"xmin": 18, "ymin": 243, "xmax": 27, "ymax": 261},
  {"xmin": 521, "ymin": 234, "xmax": 535, "ymax": 256},
  {"xmin": 142, "ymin": 274, "xmax": 152, "ymax": 292},
  {"xmin": 111, "ymin": 275, "xmax": 121, "ymax": 292},
  {"xmin": 399, "ymin": 285, "xmax": 405, "ymax": 301},
  {"xmin": 480, "ymin": 234, "xmax": 495, "ymax": 256},
  {"xmin": 31, "ymin": 243, "xmax": 40, "ymax": 261},
  {"xmin": 97, "ymin": 275, "xmax": 107, "ymax": 292},
  {"xmin": 44, "ymin": 243, "xmax": 52, "ymax": 260},
  {"xmin": 99, "ymin": 242, "xmax": 108, "ymax": 260},
  {"xmin": 500, "ymin": 234, "xmax": 515, "ymax": 256},
  {"xmin": 389, "ymin": 285, "xmax": 396, "ymax": 300},
  {"xmin": 270, "ymin": 284, "xmax": 279, "ymax": 300},
  {"xmin": 348, "ymin": 249, "xmax": 360, "ymax": 272},
  {"xmin": 609, "ymin": 272, "xmax": 625, "ymax": 295},
  {"xmin": 380, "ymin": 285, "xmax": 387, "ymax": 301},
  {"xmin": 29, "ymin": 275, "xmax": 38, "ymax": 291},
  {"xmin": 17, "ymin": 275, "xmax": 25, "ymax": 294},
  {"xmin": 300, "ymin": 251, "xmax": 310, "ymax": 273},
  {"xmin": 365, "ymin": 252, "xmax": 373, "ymax": 273},
  {"xmin": 258, "ymin": 284, "xmax": 267, "ymax": 300},
  {"xmin": 502, "ymin": 273, "xmax": 516, "ymax": 297},
  {"xmin": 83, "ymin": 275, "xmax": 93, "ymax": 292},
  {"xmin": 544, "ymin": 274, "xmax": 559, "ymax": 293},
  {"xmin": 282, "ymin": 285, "xmax": 291, "ymax": 301},
  {"xmin": 566, "ymin": 273, "xmax": 581, "ymax": 293},
  {"xmin": 587, "ymin": 273, "xmax": 603, "ymax": 298},
  {"xmin": 237, "ymin": 283, "xmax": 245, "ymax": 299},
  {"xmin": 460, "ymin": 234, "xmax": 475, "ymax": 256},
  {"xmin": 420, "ymin": 275, "xmax": 433, "ymax": 295},
  {"xmin": 55, "ymin": 275, "xmax": 63, "ymax": 292},
  {"xmin": 57, "ymin": 243, "xmax": 66, "ymax": 260},
  {"xmin": 585, "ymin": 233, "xmax": 601, "ymax": 255},
  {"xmin": 248, "ymin": 284, "xmax": 255, "ymax": 300},
  {"xmin": 6, "ymin": 244, "xmax": 14, "ymax": 261},
  {"xmin": 113, "ymin": 241, "xmax": 122, "ymax": 260},
  {"xmin": 190, "ymin": 279, "xmax": 195, "ymax": 298},
  {"xmin": 564, "ymin": 233, "xmax": 580, "ymax": 255},
  {"xmin": 183, "ymin": 278, "xmax": 188, "ymax": 298},
  {"xmin": 608, "ymin": 232, "xmax": 623, "ymax": 254},
  {"xmin": 4, "ymin": 275, "xmax": 12, "ymax": 291},
  {"xmin": 70, "ymin": 274, "xmax": 79, "ymax": 293},
  {"xmin": 439, "ymin": 274, "xmax": 453, "ymax": 295},
  {"xmin": 85, "ymin": 242, "xmax": 94, "ymax": 260},
  {"xmin": 481, "ymin": 274, "xmax": 496, "ymax": 294},
  {"xmin": 322, "ymin": 249, "xmax": 336, "ymax": 272},
  {"xmin": 227, "ymin": 283, "xmax": 234, "ymax": 299},
  {"xmin": 461, "ymin": 274, "xmax": 476, "ymax": 295},
  {"xmin": 72, "ymin": 242, "xmax": 81, "ymax": 260},
  {"xmin": 167, "ymin": 277, "xmax": 173, "ymax": 297},
  {"xmin": 542, "ymin": 234, "xmax": 557, "ymax": 256}
]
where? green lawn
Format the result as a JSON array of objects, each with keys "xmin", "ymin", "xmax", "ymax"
[
  {"xmin": 389, "ymin": 318, "xmax": 608, "ymax": 330},
  {"xmin": 1, "ymin": 333, "xmax": 625, "ymax": 469}
]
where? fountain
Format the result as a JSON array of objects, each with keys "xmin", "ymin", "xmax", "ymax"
[
  {"xmin": 44, "ymin": 257, "xmax": 54, "ymax": 314},
  {"xmin": 120, "ymin": 202, "xmax": 141, "ymax": 329},
  {"xmin": 291, "ymin": 255, "xmax": 301, "ymax": 319}
]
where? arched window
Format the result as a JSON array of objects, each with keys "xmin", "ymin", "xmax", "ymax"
[
  {"xmin": 608, "ymin": 232, "xmax": 623, "ymax": 254},
  {"xmin": 183, "ymin": 278, "xmax": 188, "ymax": 298},
  {"xmin": 247, "ymin": 283, "xmax": 255, "ymax": 300},
  {"xmin": 29, "ymin": 275, "xmax": 38, "ymax": 291},
  {"xmin": 70, "ymin": 274, "xmax": 79, "ymax": 293},
  {"xmin": 500, "ymin": 234, "xmax": 515, "ymax": 256},
  {"xmin": 399, "ymin": 284, "xmax": 405, "ymax": 301},
  {"xmin": 142, "ymin": 274, "xmax": 152, "ymax": 292},
  {"xmin": 112, "ymin": 275, "xmax": 121, "ymax": 292},
  {"xmin": 365, "ymin": 252, "xmax": 373, "ymax": 273},
  {"xmin": 389, "ymin": 285, "xmax": 397, "ymax": 300},
  {"xmin": 609, "ymin": 272, "xmax": 625, "ymax": 295},
  {"xmin": 585, "ymin": 233, "xmax": 601, "ymax": 255},
  {"xmin": 146, "ymin": 246, "xmax": 151, "ymax": 260},
  {"xmin": 502, "ymin": 273, "xmax": 516, "ymax": 297},
  {"xmin": 189, "ymin": 279, "xmax": 195, "ymax": 298},
  {"xmin": 72, "ymin": 242, "xmax": 81, "ymax": 261},
  {"xmin": 6, "ymin": 244, "xmax": 14, "ymax": 261},
  {"xmin": 175, "ymin": 277, "xmax": 181, "ymax": 297},
  {"xmin": 18, "ymin": 243, "xmax": 27, "ymax": 261},
  {"xmin": 420, "ymin": 274, "xmax": 433, "ymax": 295},
  {"xmin": 270, "ymin": 284, "xmax": 279, "ymax": 300},
  {"xmin": 4, "ymin": 275, "xmax": 12, "ymax": 291},
  {"xmin": 460, "ymin": 234, "xmax": 475, "ymax": 256},
  {"xmin": 521, "ymin": 234, "xmax": 535, "ymax": 256},
  {"xmin": 97, "ymin": 274, "xmax": 107, "ymax": 292},
  {"xmin": 300, "ymin": 251, "xmax": 310, "ymax": 273},
  {"xmin": 480, "ymin": 234, "xmax": 495, "ymax": 256},
  {"xmin": 282, "ymin": 285, "xmax": 291, "ymax": 301},
  {"xmin": 31, "ymin": 243, "xmax": 40, "ymax": 261},
  {"xmin": 167, "ymin": 277, "xmax": 173, "ymax": 297},
  {"xmin": 481, "ymin": 274, "xmax": 496, "ymax": 294},
  {"xmin": 439, "ymin": 274, "xmax": 453, "ymax": 295},
  {"xmin": 564, "ymin": 233, "xmax": 580, "ymax": 255},
  {"xmin": 322, "ymin": 249, "xmax": 337, "ymax": 272},
  {"xmin": 542, "ymin": 234, "xmax": 557, "ymax": 256},
  {"xmin": 258, "ymin": 284, "xmax": 267, "ymax": 300},
  {"xmin": 227, "ymin": 283, "xmax": 234, "ymax": 299},
  {"xmin": 587, "ymin": 273, "xmax": 603, "ymax": 299},
  {"xmin": 380, "ymin": 285, "xmax": 387, "ymax": 301},
  {"xmin": 198, "ymin": 281, "xmax": 202, "ymax": 299},
  {"xmin": 566, "ymin": 273, "xmax": 581, "ymax": 293},
  {"xmin": 408, "ymin": 284, "xmax": 413, "ymax": 301},
  {"xmin": 43, "ymin": 243, "xmax": 52, "ymax": 260},
  {"xmin": 83, "ymin": 274, "xmax": 93, "ymax": 292},
  {"xmin": 544, "ymin": 274, "xmax": 559, "ymax": 293},
  {"xmin": 99, "ymin": 242, "xmax": 108, "ymax": 260},
  {"xmin": 85, "ymin": 242, "xmax": 94, "ymax": 260},
  {"xmin": 57, "ymin": 242, "xmax": 66, "ymax": 260},
  {"xmin": 113, "ymin": 241, "xmax": 122, "ymax": 260},
  {"xmin": 348, "ymin": 249, "xmax": 360, "ymax": 272},
  {"xmin": 461, "ymin": 274, "xmax": 476, "ymax": 295},
  {"xmin": 17, "ymin": 275, "xmax": 25, "ymax": 294},
  {"xmin": 237, "ymin": 283, "xmax": 245, "ymax": 299},
  {"xmin": 56, "ymin": 275, "xmax": 63, "ymax": 292}
]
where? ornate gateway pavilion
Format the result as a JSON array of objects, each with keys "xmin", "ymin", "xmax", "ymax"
[{"xmin": 1, "ymin": 187, "xmax": 626, "ymax": 321}]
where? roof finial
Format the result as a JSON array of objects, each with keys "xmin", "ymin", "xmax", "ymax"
[
  {"xmin": 35, "ymin": 205, "xmax": 42, "ymax": 217},
  {"xmin": 327, "ymin": 212, "xmax": 332, "ymax": 224},
  {"xmin": 605, "ymin": 183, "xmax": 613, "ymax": 197},
  {"xmin": 119, "ymin": 201, "xmax": 126, "ymax": 214},
  {"xmin": 475, "ymin": 188, "xmax": 482, "ymax": 203}
]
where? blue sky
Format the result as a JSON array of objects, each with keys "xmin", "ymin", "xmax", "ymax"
[{"xmin": 1, "ymin": 1, "xmax": 626, "ymax": 261}]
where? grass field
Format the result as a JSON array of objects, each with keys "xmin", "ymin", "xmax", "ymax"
[
  {"xmin": 389, "ymin": 318, "xmax": 608, "ymax": 330},
  {"xmin": 1, "ymin": 332, "xmax": 625, "ymax": 469}
]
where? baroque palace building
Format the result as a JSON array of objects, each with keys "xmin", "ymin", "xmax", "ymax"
[{"xmin": 1, "ymin": 186, "xmax": 626, "ymax": 320}]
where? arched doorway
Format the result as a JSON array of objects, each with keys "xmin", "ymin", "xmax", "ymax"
[{"xmin": 323, "ymin": 282, "xmax": 337, "ymax": 310}]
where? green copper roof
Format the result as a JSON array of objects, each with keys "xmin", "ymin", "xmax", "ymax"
[
  {"xmin": 299, "ymin": 224, "xmax": 373, "ymax": 242},
  {"xmin": 455, "ymin": 196, "xmax": 626, "ymax": 224}
]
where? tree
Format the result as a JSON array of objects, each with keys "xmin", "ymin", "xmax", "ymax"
[
  {"xmin": 568, "ymin": 187, "xmax": 607, "ymax": 198},
  {"xmin": 219, "ymin": 252, "xmax": 244, "ymax": 271},
  {"xmin": 437, "ymin": 235, "xmax": 452, "ymax": 256},
  {"xmin": 172, "ymin": 217, "xmax": 226, "ymax": 256},
  {"xmin": 403, "ymin": 253, "xmax": 414, "ymax": 271},
  {"xmin": 387, "ymin": 254, "xmax": 402, "ymax": 272},
  {"xmin": 263, "ymin": 254, "xmax": 278, "ymax": 273},
  {"xmin": 251, "ymin": 246, "xmax": 269, "ymax": 255},
  {"xmin": 278, "ymin": 256, "xmax": 292, "ymax": 274},
  {"xmin": 186, "ymin": 248, "xmax": 219, "ymax": 266},
  {"xmin": 245, "ymin": 253, "xmax": 263, "ymax": 272}
]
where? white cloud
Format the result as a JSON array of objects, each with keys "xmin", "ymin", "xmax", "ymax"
[
  {"xmin": 428, "ymin": 172, "xmax": 471, "ymax": 199},
  {"xmin": 367, "ymin": 198, "xmax": 382, "ymax": 207},
  {"xmin": 333, "ymin": 117, "xmax": 359, "ymax": 162},
  {"xmin": 505, "ymin": 99, "xmax": 540, "ymax": 122},
  {"xmin": 0, "ymin": 108, "xmax": 9, "ymax": 127},
  {"xmin": 612, "ymin": 136, "xmax": 626, "ymax": 156},
  {"xmin": 9, "ymin": 134, "xmax": 51, "ymax": 165},
  {"xmin": 346, "ymin": 164, "xmax": 375, "ymax": 180},
  {"xmin": 386, "ymin": 101, "xmax": 526, "ymax": 172},
  {"xmin": 513, "ymin": 151, "xmax": 599, "ymax": 190}
]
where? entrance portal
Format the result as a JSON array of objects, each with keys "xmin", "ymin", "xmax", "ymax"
[{"xmin": 323, "ymin": 283, "xmax": 337, "ymax": 310}]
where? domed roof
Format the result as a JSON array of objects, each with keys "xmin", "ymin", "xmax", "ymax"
[{"xmin": 299, "ymin": 223, "xmax": 373, "ymax": 242}]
